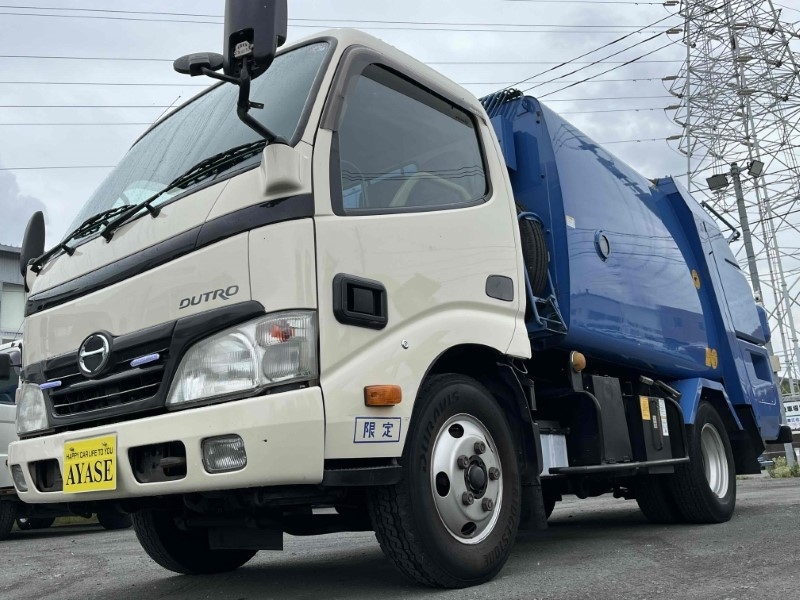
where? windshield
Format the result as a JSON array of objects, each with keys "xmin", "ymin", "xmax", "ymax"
[{"xmin": 66, "ymin": 41, "xmax": 330, "ymax": 235}]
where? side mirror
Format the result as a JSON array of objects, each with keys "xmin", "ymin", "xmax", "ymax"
[
  {"xmin": 20, "ymin": 211, "xmax": 45, "ymax": 278},
  {"xmin": 0, "ymin": 354, "xmax": 11, "ymax": 379},
  {"xmin": 173, "ymin": 52, "xmax": 224, "ymax": 77},
  {"xmin": 223, "ymin": 0, "xmax": 287, "ymax": 80}
]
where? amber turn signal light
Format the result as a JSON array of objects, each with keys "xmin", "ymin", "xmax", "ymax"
[
  {"xmin": 570, "ymin": 351, "xmax": 587, "ymax": 373},
  {"xmin": 364, "ymin": 385, "xmax": 402, "ymax": 406}
]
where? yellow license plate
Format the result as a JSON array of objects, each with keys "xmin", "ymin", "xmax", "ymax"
[{"xmin": 63, "ymin": 435, "xmax": 117, "ymax": 493}]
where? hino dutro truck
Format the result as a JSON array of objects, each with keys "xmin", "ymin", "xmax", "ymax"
[{"xmin": 8, "ymin": 0, "xmax": 793, "ymax": 588}]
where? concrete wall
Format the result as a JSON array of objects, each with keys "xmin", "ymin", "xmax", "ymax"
[{"xmin": 0, "ymin": 245, "xmax": 23, "ymax": 342}]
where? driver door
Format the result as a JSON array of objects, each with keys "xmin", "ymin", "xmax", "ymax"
[{"xmin": 313, "ymin": 55, "xmax": 525, "ymax": 459}]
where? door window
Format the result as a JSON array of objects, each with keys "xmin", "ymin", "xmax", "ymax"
[{"xmin": 335, "ymin": 65, "xmax": 488, "ymax": 213}]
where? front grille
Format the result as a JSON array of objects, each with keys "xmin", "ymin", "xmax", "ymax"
[
  {"xmin": 49, "ymin": 367, "xmax": 164, "ymax": 416},
  {"xmin": 38, "ymin": 322, "xmax": 173, "ymax": 420}
]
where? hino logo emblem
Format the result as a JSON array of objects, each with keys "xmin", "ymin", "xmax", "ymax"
[{"xmin": 78, "ymin": 333, "xmax": 112, "ymax": 378}]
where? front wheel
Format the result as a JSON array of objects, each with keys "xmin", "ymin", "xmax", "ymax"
[
  {"xmin": 0, "ymin": 501, "xmax": 17, "ymax": 540},
  {"xmin": 368, "ymin": 374, "xmax": 521, "ymax": 588},
  {"xmin": 132, "ymin": 509, "xmax": 256, "ymax": 574},
  {"xmin": 668, "ymin": 402, "xmax": 736, "ymax": 523}
]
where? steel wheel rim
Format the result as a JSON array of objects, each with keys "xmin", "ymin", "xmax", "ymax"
[
  {"xmin": 429, "ymin": 413, "xmax": 503, "ymax": 545},
  {"xmin": 701, "ymin": 423, "xmax": 729, "ymax": 498}
]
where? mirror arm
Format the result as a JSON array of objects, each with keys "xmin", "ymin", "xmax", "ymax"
[
  {"xmin": 233, "ymin": 62, "xmax": 286, "ymax": 145},
  {"xmin": 200, "ymin": 67, "xmax": 239, "ymax": 85}
]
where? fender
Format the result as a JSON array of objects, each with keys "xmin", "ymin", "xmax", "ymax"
[{"xmin": 670, "ymin": 378, "xmax": 743, "ymax": 430}]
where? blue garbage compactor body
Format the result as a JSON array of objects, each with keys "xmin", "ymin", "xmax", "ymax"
[{"xmin": 485, "ymin": 92, "xmax": 782, "ymax": 441}]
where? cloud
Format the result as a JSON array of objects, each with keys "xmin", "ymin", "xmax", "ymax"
[{"xmin": 0, "ymin": 160, "xmax": 48, "ymax": 247}]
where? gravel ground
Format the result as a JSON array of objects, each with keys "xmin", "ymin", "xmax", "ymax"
[{"xmin": 0, "ymin": 475, "xmax": 797, "ymax": 600}]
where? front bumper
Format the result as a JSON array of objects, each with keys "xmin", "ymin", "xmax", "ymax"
[{"xmin": 8, "ymin": 387, "xmax": 324, "ymax": 504}]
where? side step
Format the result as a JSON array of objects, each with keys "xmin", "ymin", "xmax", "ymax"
[{"xmin": 548, "ymin": 457, "xmax": 689, "ymax": 476}]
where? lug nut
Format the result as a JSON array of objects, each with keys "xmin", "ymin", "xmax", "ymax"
[
  {"xmin": 457, "ymin": 455, "xmax": 470, "ymax": 469},
  {"xmin": 489, "ymin": 467, "xmax": 501, "ymax": 480},
  {"xmin": 474, "ymin": 441, "xmax": 486, "ymax": 455},
  {"xmin": 482, "ymin": 498, "xmax": 494, "ymax": 511},
  {"xmin": 462, "ymin": 492, "xmax": 475, "ymax": 506}
]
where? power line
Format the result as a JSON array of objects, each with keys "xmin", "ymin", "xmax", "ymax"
[
  {"xmin": 505, "ymin": 10, "xmax": 678, "ymax": 90},
  {"xmin": 0, "ymin": 54, "xmax": 172, "ymax": 62},
  {"xmin": 0, "ymin": 105, "xmax": 672, "ymax": 125},
  {"xmin": 0, "ymin": 96, "xmax": 674, "ymax": 109},
  {"xmin": 542, "ymin": 95, "xmax": 673, "ymax": 101},
  {"xmin": 0, "ymin": 122, "xmax": 151, "ymax": 126},
  {"xmin": 0, "ymin": 76, "xmax": 666, "ymax": 87},
  {"xmin": 534, "ymin": 40, "xmax": 679, "ymax": 95},
  {"xmin": 558, "ymin": 107, "xmax": 664, "ymax": 114},
  {"xmin": 0, "ymin": 11, "xmax": 667, "ymax": 33},
  {"xmin": 527, "ymin": 31, "xmax": 669, "ymax": 91},
  {"xmin": 0, "ymin": 4, "xmax": 667, "ymax": 28},
  {"xmin": 0, "ymin": 165, "xmax": 115, "ymax": 171},
  {"xmin": 0, "ymin": 54, "xmax": 684, "ymax": 65},
  {"xmin": 0, "ymin": 104, "xmax": 170, "ymax": 108},
  {"xmin": 0, "ymin": 81, "xmax": 207, "ymax": 87},
  {"xmin": 518, "ymin": 0, "xmax": 753, "ymax": 93},
  {"xmin": 502, "ymin": 0, "xmax": 664, "ymax": 4},
  {"xmin": 459, "ymin": 77, "xmax": 663, "ymax": 85}
]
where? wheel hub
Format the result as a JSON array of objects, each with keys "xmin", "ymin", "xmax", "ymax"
[
  {"xmin": 430, "ymin": 414, "xmax": 503, "ymax": 545},
  {"xmin": 466, "ymin": 460, "xmax": 487, "ymax": 496},
  {"xmin": 700, "ymin": 422, "xmax": 729, "ymax": 498}
]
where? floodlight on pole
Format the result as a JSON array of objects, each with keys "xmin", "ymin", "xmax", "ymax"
[
  {"xmin": 748, "ymin": 160, "xmax": 764, "ymax": 177},
  {"xmin": 706, "ymin": 173, "xmax": 730, "ymax": 191}
]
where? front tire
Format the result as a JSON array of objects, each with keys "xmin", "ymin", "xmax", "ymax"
[
  {"xmin": 668, "ymin": 402, "xmax": 736, "ymax": 523},
  {"xmin": 635, "ymin": 475, "xmax": 684, "ymax": 524},
  {"xmin": 368, "ymin": 374, "xmax": 521, "ymax": 588},
  {"xmin": 0, "ymin": 501, "xmax": 17, "ymax": 540},
  {"xmin": 132, "ymin": 509, "xmax": 256, "ymax": 574}
]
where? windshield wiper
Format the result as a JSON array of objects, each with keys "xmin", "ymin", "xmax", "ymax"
[
  {"xmin": 29, "ymin": 205, "xmax": 132, "ymax": 273},
  {"xmin": 100, "ymin": 140, "xmax": 268, "ymax": 241}
]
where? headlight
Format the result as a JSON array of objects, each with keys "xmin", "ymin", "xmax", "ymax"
[
  {"xmin": 17, "ymin": 383, "xmax": 49, "ymax": 435},
  {"xmin": 167, "ymin": 310, "xmax": 317, "ymax": 408}
]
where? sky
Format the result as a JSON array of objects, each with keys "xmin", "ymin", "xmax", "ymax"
[{"xmin": 0, "ymin": 0, "xmax": 799, "ymax": 248}]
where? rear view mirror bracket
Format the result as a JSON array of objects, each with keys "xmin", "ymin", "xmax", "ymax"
[{"xmin": 173, "ymin": 0, "xmax": 288, "ymax": 144}]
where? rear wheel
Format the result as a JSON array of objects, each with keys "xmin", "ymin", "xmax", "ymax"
[
  {"xmin": 97, "ymin": 511, "xmax": 132, "ymax": 530},
  {"xmin": 368, "ymin": 374, "xmax": 521, "ymax": 588},
  {"xmin": 668, "ymin": 402, "xmax": 736, "ymax": 523},
  {"xmin": 132, "ymin": 509, "xmax": 256, "ymax": 574},
  {"xmin": 16, "ymin": 516, "xmax": 56, "ymax": 531},
  {"xmin": 635, "ymin": 476, "xmax": 684, "ymax": 524}
]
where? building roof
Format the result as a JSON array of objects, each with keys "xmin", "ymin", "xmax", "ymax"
[{"xmin": 0, "ymin": 244, "xmax": 21, "ymax": 255}]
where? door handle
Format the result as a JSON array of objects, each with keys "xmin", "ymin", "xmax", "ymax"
[{"xmin": 333, "ymin": 274, "xmax": 388, "ymax": 330}]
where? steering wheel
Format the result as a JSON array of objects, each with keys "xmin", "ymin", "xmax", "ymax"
[{"xmin": 388, "ymin": 171, "xmax": 472, "ymax": 208}]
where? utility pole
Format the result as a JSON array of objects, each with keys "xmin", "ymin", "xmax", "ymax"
[{"xmin": 731, "ymin": 163, "xmax": 796, "ymax": 466}]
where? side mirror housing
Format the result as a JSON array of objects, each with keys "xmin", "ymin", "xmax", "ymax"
[
  {"xmin": 20, "ymin": 211, "xmax": 45, "ymax": 278},
  {"xmin": 0, "ymin": 354, "xmax": 11, "ymax": 379},
  {"xmin": 223, "ymin": 0, "xmax": 287, "ymax": 80},
  {"xmin": 173, "ymin": 52, "xmax": 224, "ymax": 77}
]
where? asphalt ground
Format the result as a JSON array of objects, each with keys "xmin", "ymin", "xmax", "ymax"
[{"xmin": 1, "ymin": 475, "xmax": 797, "ymax": 600}]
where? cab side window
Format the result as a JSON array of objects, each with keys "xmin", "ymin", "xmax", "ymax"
[
  {"xmin": 0, "ymin": 362, "xmax": 18, "ymax": 404},
  {"xmin": 336, "ymin": 65, "xmax": 487, "ymax": 213}
]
